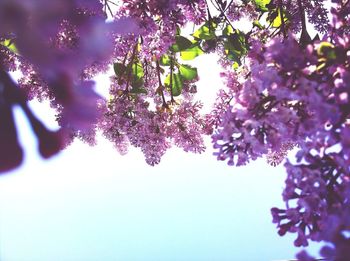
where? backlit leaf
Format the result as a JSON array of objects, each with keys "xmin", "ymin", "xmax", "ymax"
[
  {"xmin": 114, "ymin": 63, "xmax": 126, "ymax": 77},
  {"xmin": 0, "ymin": 39, "xmax": 18, "ymax": 54},
  {"xmin": 132, "ymin": 63, "xmax": 144, "ymax": 79},
  {"xmin": 171, "ymin": 36, "xmax": 192, "ymax": 52},
  {"xmin": 254, "ymin": 0, "xmax": 271, "ymax": 12},
  {"xmin": 180, "ymin": 45, "xmax": 204, "ymax": 60},
  {"xmin": 179, "ymin": 64, "xmax": 198, "ymax": 81},
  {"xmin": 165, "ymin": 73, "xmax": 183, "ymax": 96},
  {"xmin": 160, "ymin": 55, "xmax": 171, "ymax": 66},
  {"xmin": 193, "ymin": 22, "xmax": 216, "ymax": 40}
]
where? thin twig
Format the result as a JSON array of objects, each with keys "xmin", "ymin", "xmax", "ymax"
[
  {"xmin": 104, "ymin": 0, "xmax": 114, "ymax": 18},
  {"xmin": 156, "ymin": 61, "xmax": 167, "ymax": 108},
  {"xmin": 278, "ymin": 0, "xmax": 287, "ymax": 38},
  {"xmin": 224, "ymin": 0, "xmax": 234, "ymax": 11},
  {"xmin": 169, "ymin": 54, "xmax": 175, "ymax": 103}
]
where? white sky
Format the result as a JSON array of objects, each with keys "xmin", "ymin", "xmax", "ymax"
[{"xmin": 0, "ymin": 40, "xmax": 323, "ymax": 261}]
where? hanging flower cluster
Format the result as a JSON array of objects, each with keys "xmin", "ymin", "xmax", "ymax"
[{"xmin": 0, "ymin": 0, "xmax": 349, "ymax": 259}]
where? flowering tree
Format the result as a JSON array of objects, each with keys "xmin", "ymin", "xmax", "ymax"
[{"xmin": 0, "ymin": 0, "xmax": 349, "ymax": 259}]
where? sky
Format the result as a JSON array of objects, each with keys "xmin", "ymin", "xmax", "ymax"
[{"xmin": 0, "ymin": 54, "xmax": 323, "ymax": 260}]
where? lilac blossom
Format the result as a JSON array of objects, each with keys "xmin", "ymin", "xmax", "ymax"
[{"xmin": 0, "ymin": 1, "xmax": 350, "ymax": 259}]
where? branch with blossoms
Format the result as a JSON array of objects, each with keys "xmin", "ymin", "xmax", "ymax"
[{"xmin": 1, "ymin": 0, "xmax": 350, "ymax": 260}]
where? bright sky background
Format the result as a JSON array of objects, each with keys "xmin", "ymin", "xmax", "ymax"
[{"xmin": 0, "ymin": 52, "xmax": 323, "ymax": 260}]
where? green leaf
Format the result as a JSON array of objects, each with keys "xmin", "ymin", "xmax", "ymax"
[
  {"xmin": 253, "ymin": 20, "xmax": 264, "ymax": 29},
  {"xmin": 130, "ymin": 86, "xmax": 147, "ymax": 95},
  {"xmin": 164, "ymin": 73, "xmax": 183, "ymax": 96},
  {"xmin": 171, "ymin": 36, "xmax": 193, "ymax": 52},
  {"xmin": 114, "ymin": 63, "xmax": 126, "ymax": 77},
  {"xmin": 131, "ymin": 77, "xmax": 144, "ymax": 89},
  {"xmin": 160, "ymin": 54, "xmax": 171, "ymax": 66},
  {"xmin": 224, "ymin": 29, "xmax": 248, "ymax": 60},
  {"xmin": 226, "ymin": 50, "xmax": 242, "ymax": 65},
  {"xmin": 176, "ymin": 26, "xmax": 181, "ymax": 35},
  {"xmin": 192, "ymin": 22, "xmax": 216, "ymax": 40},
  {"xmin": 132, "ymin": 63, "xmax": 144, "ymax": 79},
  {"xmin": 0, "ymin": 39, "xmax": 18, "ymax": 54},
  {"xmin": 223, "ymin": 25, "xmax": 234, "ymax": 36},
  {"xmin": 317, "ymin": 42, "xmax": 336, "ymax": 60},
  {"xmin": 254, "ymin": 0, "xmax": 271, "ymax": 12},
  {"xmin": 180, "ymin": 45, "xmax": 204, "ymax": 60},
  {"xmin": 268, "ymin": 9, "xmax": 288, "ymax": 28},
  {"xmin": 179, "ymin": 64, "xmax": 198, "ymax": 81},
  {"xmin": 232, "ymin": 61, "xmax": 239, "ymax": 70},
  {"xmin": 224, "ymin": 30, "xmax": 247, "ymax": 66}
]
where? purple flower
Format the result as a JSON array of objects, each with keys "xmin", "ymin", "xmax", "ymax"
[
  {"xmin": 57, "ymin": 80, "xmax": 103, "ymax": 131},
  {"xmin": 0, "ymin": 69, "xmax": 63, "ymax": 171},
  {"xmin": 0, "ymin": 98, "xmax": 23, "ymax": 173},
  {"xmin": 296, "ymin": 250, "xmax": 316, "ymax": 261}
]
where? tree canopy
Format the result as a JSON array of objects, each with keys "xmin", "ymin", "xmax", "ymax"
[{"xmin": 0, "ymin": 0, "xmax": 349, "ymax": 259}]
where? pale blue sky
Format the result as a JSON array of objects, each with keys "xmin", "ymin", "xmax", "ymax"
[
  {"xmin": 0, "ymin": 54, "xmax": 322, "ymax": 261},
  {"xmin": 0, "ymin": 125, "xmax": 322, "ymax": 260}
]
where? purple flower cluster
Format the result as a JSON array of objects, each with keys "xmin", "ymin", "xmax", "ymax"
[
  {"xmin": 115, "ymin": 0, "xmax": 206, "ymax": 59},
  {"xmin": 101, "ymin": 91, "xmax": 206, "ymax": 166},
  {"xmin": 0, "ymin": 0, "xmax": 138, "ymax": 171},
  {"xmin": 0, "ymin": 70, "xmax": 61, "ymax": 172},
  {"xmin": 0, "ymin": 0, "xmax": 350, "ymax": 259},
  {"xmin": 209, "ymin": 0, "xmax": 350, "ymax": 258}
]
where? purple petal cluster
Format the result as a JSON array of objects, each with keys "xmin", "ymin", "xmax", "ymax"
[
  {"xmin": 115, "ymin": 0, "xmax": 206, "ymax": 59},
  {"xmin": 0, "ymin": 1, "xmax": 350, "ymax": 259},
  {"xmin": 100, "ymin": 90, "xmax": 206, "ymax": 166},
  {"xmin": 0, "ymin": 0, "xmax": 138, "ymax": 172},
  {"xmin": 208, "ymin": 2, "xmax": 350, "ymax": 257}
]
